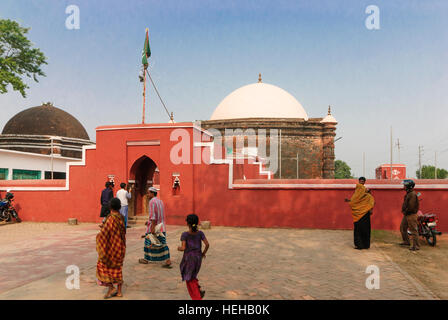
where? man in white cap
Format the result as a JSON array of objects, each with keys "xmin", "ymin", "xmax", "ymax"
[{"xmin": 139, "ymin": 187, "xmax": 172, "ymax": 268}]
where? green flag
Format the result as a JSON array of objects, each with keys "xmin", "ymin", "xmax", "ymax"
[{"xmin": 142, "ymin": 28, "xmax": 151, "ymax": 68}]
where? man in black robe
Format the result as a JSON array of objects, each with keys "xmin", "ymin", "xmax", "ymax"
[{"xmin": 100, "ymin": 181, "xmax": 113, "ymax": 220}]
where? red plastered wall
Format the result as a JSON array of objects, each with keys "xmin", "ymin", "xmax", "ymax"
[{"xmin": 2, "ymin": 124, "xmax": 447, "ymax": 233}]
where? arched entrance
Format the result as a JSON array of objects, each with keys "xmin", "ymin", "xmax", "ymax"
[{"xmin": 128, "ymin": 156, "xmax": 159, "ymax": 217}]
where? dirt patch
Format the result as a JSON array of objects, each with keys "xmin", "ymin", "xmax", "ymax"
[{"xmin": 372, "ymin": 229, "xmax": 448, "ymax": 299}]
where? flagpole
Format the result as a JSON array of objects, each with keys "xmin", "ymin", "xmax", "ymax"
[
  {"xmin": 142, "ymin": 67, "xmax": 146, "ymax": 124},
  {"xmin": 141, "ymin": 27, "xmax": 150, "ymax": 124}
]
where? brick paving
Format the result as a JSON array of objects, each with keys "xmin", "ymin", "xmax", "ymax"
[{"xmin": 0, "ymin": 222, "xmax": 437, "ymax": 300}]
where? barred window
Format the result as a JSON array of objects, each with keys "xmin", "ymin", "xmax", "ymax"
[
  {"xmin": 12, "ymin": 169, "xmax": 41, "ymax": 180},
  {"xmin": 0, "ymin": 168, "xmax": 8, "ymax": 180}
]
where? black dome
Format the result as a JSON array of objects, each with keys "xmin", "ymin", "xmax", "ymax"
[{"xmin": 2, "ymin": 103, "xmax": 89, "ymax": 140}]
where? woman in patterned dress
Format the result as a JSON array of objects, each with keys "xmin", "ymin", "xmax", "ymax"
[{"xmin": 96, "ymin": 197, "xmax": 126, "ymax": 299}]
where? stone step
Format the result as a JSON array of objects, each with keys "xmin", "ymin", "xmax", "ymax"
[
  {"xmin": 129, "ymin": 216, "xmax": 148, "ymax": 220},
  {"xmin": 128, "ymin": 216, "xmax": 148, "ymax": 225}
]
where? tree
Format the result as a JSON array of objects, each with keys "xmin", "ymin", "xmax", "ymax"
[
  {"xmin": 0, "ymin": 19, "xmax": 47, "ymax": 97},
  {"xmin": 334, "ymin": 160, "xmax": 354, "ymax": 179},
  {"xmin": 416, "ymin": 165, "xmax": 448, "ymax": 179}
]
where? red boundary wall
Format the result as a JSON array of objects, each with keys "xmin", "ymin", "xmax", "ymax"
[{"xmin": 1, "ymin": 123, "xmax": 447, "ymax": 233}]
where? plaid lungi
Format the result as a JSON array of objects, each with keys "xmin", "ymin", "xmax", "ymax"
[
  {"xmin": 96, "ymin": 260, "xmax": 123, "ymax": 285},
  {"xmin": 144, "ymin": 232, "xmax": 170, "ymax": 262},
  {"xmin": 95, "ymin": 212, "xmax": 126, "ymax": 286}
]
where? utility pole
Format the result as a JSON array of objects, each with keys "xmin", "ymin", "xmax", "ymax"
[
  {"xmin": 435, "ymin": 151, "xmax": 437, "ymax": 179},
  {"xmin": 50, "ymin": 137, "xmax": 54, "ymax": 180},
  {"xmin": 296, "ymin": 152, "xmax": 299, "ymax": 179},
  {"xmin": 418, "ymin": 145, "xmax": 423, "ymax": 179},
  {"xmin": 390, "ymin": 126, "xmax": 393, "ymax": 180},
  {"xmin": 395, "ymin": 138, "xmax": 401, "ymax": 163},
  {"xmin": 279, "ymin": 129, "xmax": 282, "ymax": 179},
  {"xmin": 363, "ymin": 152, "xmax": 366, "ymax": 177}
]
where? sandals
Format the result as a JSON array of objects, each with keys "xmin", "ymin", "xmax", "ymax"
[
  {"xmin": 139, "ymin": 258, "xmax": 172, "ymax": 268},
  {"xmin": 104, "ymin": 289, "xmax": 118, "ymax": 299}
]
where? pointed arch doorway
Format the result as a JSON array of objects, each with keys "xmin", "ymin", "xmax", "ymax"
[{"xmin": 128, "ymin": 155, "xmax": 160, "ymax": 217}]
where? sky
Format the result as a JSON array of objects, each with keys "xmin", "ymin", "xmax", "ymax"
[{"xmin": 0, "ymin": 0, "xmax": 447, "ymax": 178}]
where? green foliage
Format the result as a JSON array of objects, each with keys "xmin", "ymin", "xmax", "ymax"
[
  {"xmin": 334, "ymin": 159, "xmax": 354, "ymax": 179},
  {"xmin": 0, "ymin": 19, "xmax": 47, "ymax": 97},
  {"xmin": 416, "ymin": 165, "xmax": 448, "ymax": 179}
]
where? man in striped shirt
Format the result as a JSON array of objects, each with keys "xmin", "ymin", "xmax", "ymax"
[{"xmin": 139, "ymin": 187, "xmax": 172, "ymax": 268}]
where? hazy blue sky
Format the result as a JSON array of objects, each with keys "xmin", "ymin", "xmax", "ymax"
[{"xmin": 1, "ymin": 0, "xmax": 447, "ymax": 178}]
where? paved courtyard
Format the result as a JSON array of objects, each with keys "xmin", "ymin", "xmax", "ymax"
[{"xmin": 0, "ymin": 222, "xmax": 441, "ymax": 300}]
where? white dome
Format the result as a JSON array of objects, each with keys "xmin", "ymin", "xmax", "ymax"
[{"xmin": 210, "ymin": 82, "xmax": 308, "ymax": 121}]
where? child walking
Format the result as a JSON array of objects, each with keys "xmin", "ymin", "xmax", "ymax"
[{"xmin": 177, "ymin": 214, "xmax": 209, "ymax": 300}]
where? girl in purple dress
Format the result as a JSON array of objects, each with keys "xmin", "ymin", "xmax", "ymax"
[{"xmin": 177, "ymin": 214, "xmax": 209, "ymax": 300}]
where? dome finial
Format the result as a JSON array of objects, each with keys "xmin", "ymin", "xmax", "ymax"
[
  {"xmin": 258, "ymin": 73, "xmax": 262, "ymax": 83},
  {"xmin": 328, "ymin": 105, "xmax": 331, "ymax": 115}
]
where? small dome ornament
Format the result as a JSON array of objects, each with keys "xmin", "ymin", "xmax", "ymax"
[
  {"xmin": 169, "ymin": 112, "xmax": 175, "ymax": 124},
  {"xmin": 258, "ymin": 73, "xmax": 262, "ymax": 83},
  {"xmin": 321, "ymin": 105, "xmax": 338, "ymax": 124}
]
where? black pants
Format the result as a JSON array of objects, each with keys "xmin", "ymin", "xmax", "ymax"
[
  {"xmin": 354, "ymin": 212, "xmax": 371, "ymax": 249},
  {"xmin": 100, "ymin": 204, "xmax": 110, "ymax": 218}
]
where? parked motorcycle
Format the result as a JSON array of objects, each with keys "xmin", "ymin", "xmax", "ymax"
[
  {"xmin": 0, "ymin": 192, "xmax": 21, "ymax": 223},
  {"xmin": 408, "ymin": 210, "xmax": 442, "ymax": 246}
]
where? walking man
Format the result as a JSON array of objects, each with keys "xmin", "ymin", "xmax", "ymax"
[
  {"xmin": 100, "ymin": 182, "xmax": 113, "ymax": 225},
  {"xmin": 139, "ymin": 187, "xmax": 172, "ymax": 268},
  {"xmin": 400, "ymin": 179, "xmax": 420, "ymax": 251},
  {"xmin": 116, "ymin": 183, "xmax": 132, "ymax": 228}
]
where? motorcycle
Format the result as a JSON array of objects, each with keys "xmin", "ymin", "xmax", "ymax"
[
  {"xmin": 406, "ymin": 193, "xmax": 442, "ymax": 246},
  {"xmin": 417, "ymin": 211, "xmax": 441, "ymax": 246},
  {"xmin": 0, "ymin": 192, "xmax": 22, "ymax": 223},
  {"xmin": 407, "ymin": 210, "xmax": 442, "ymax": 247}
]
